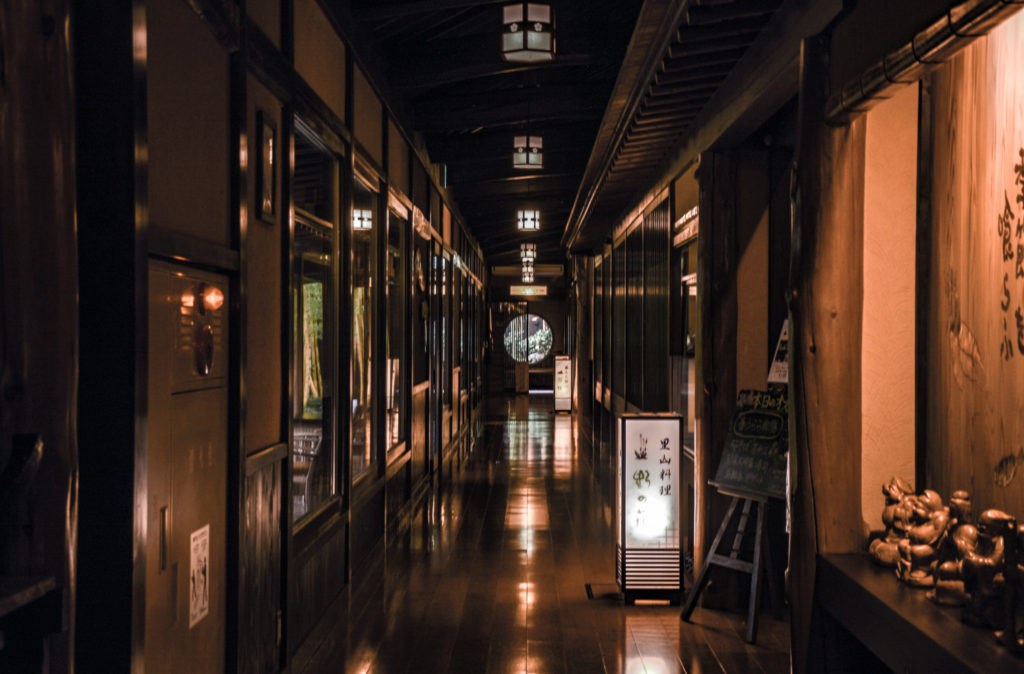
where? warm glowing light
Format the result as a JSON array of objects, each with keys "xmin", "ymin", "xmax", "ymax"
[
  {"xmin": 180, "ymin": 292, "xmax": 196, "ymax": 309},
  {"xmin": 202, "ymin": 285, "xmax": 224, "ymax": 312},
  {"xmin": 517, "ymin": 581, "xmax": 535, "ymax": 606},
  {"xmin": 353, "ymin": 208, "xmax": 373, "ymax": 230},
  {"xmin": 517, "ymin": 209, "xmax": 540, "ymax": 231},
  {"xmin": 626, "ymin": 656, "xmax": 670, "ymax": 674},
  {"xmin": 510, "ymin": 285, "xmax": 546, "ymax": 296},
  {"xmin": 520, "ymin": 242, "xmax": 536, "ymax": 260},
  {"xmin": 627, "ymin": 495, "xmax": 670, "ymax": 541},
  {"xmin": 239, "ymin": 132, "xmax": 249, "ymax": 170}
]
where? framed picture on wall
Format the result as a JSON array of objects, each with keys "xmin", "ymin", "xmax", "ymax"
[{"xmin": 256, "ymin": 110, "xmax": 276, "ymax": 223}]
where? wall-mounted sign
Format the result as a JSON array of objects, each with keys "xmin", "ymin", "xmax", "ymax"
[
  {"xmin": 510, "ymin": 285, "xmax": 547, "ymax": 296},
  {"xmin": 767, "ymin": 319, "xmax": 789, "ymax": 385},
  {"xmin": 189, "ymin": 524, "xmax": 210, "ymax": 628},
  {"xmin": 616, "ymin": 414, "xmax": 683, "ymax": 598},
  {"xmin": 673, "ymin": 205, "xmax": 699, "ymax": 246},
  {"xmin": 554, "ymin": 355, "xmax": 571, "ymax": 411},
  {"xmin": 711, "ymin": 389, "xmax": 788, "ymax": 500}
]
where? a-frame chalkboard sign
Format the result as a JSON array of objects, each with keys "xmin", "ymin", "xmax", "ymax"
[{"xmin": 681, "ymin": 389, "xmax": 787, "ymax": 643}]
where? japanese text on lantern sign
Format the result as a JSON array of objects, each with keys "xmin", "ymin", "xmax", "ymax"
[
  {"xmin": 999, "ymin": 147, "xmax": 1024, "ymax": 361},
  {"xmin": 631, "ymin": 434, "xmax": 673, "ymax": 495},
  {"xmin": 621, "ymin": 417, "xmax": 681, "ymax": 549}
]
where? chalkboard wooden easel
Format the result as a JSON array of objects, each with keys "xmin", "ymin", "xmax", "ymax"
[{"xmin": 680, "ymin": 389, "xmax": 786, "ymax": 643}]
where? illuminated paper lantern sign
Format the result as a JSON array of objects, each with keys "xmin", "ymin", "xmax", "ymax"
[{"xmin": 616, "ymin": 414, "xmax": 684, "ymax": 601}]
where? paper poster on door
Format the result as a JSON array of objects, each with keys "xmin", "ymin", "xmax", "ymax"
[{"xmin": 189, "ymin": 524, "xmax": 210, "ymax": 628}]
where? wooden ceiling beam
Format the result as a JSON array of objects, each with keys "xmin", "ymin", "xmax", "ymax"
[
  {"xmin": 649, "ymin": 76, "xmax": 728, "ymax": 98},
  {"xmin": 684, "ymin": 0, "xmax": 780, "ymax": 26},
  {"xmin": 356, "ymin": 0, "xmax": 505, "ymax": 22},
  {"xmin": 674, "ymin": 15, "xmax": 773, "ymax": 42},
  {"xmin": 390, "ymin": 54, "xmax": 603, "ymax": 91},
  {"xmin": 667, "ymin": 36, "xmax": 758, "ymax": 59},
  {"xmin": 412, "ymin": 96, "xmax": 606, "ymax": 133}
]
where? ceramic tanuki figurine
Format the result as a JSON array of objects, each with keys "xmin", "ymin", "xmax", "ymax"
[
  {"xmin": 929, "ymin": 490, "xmax": 973, "ymax": 606},
  {"xmin": 869, "ymin": 477, "xmax": 916, "ymax": 567},
  {"xmin": 997, "ymin": 522, "xmax": 1024, "ymax": 654},
  {"xmin": 961, "ymin": 508, "xmax": 1014, "ymax": 630},
  {"xmin": 896, "ymin": 489, "xmax": 952, "ymax": 587}
]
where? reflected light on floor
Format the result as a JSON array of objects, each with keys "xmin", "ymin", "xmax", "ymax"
[
  {"xmin": 553, "ymin": 415, "xmax": 573, "ymax": 478},
  {"xmin": 626, "ymin": 657, "xmax": 670, "ymax": 674},
  {"xmin": 517, "ymin": 581, "xmax": 535, "ymax": 607}
]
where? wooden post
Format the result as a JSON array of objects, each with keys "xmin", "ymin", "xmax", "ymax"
[
  {"xmin": 789, "ymin": 35, "xmax": 868, "ymax": 673},
  {"xmin": 695, "ymin": 152, "xmax": 739, "ymax": 578}
]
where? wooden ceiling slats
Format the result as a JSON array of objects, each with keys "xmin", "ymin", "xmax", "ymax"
[{"xmin": 683, "ymin": 0, "xmax": 780, "ymax": 26}]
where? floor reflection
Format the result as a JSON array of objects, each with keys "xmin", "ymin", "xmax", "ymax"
[{"xmin": 295, "ymin": 394, "xmax": 790, "ymax": 674}]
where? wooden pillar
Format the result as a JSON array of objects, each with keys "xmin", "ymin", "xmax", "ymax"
[
  {"xmin": 74, "ymin": 0, "xmax": 148, "ymax": 669},
  {"xmin": 789, "ymin": 35, "xmax": 867, "ymax": 673},
  {"xmin": 695, "ymin": 151, "xmax": 739, "ymax": 576},
  {"xmin": 0, "ymin": 0, "xmax": 78, "ymax": 669}
]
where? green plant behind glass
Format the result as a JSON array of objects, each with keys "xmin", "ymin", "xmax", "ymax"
[{"xmin": 303, "ymin": 280, "xmax": 324, "ymax": 419}]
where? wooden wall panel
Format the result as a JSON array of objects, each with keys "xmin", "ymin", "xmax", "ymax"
[
  {"xmin": 643, "ymin": 201, "xmax": 670, "ymax": 410},
  {"xmin": 246, "ymin": 75, "xmax": 284, "ymax": 452},
  {"xmin": 294, "ymin": 0, "xmax": 346, "ymax": 121},
  {"xmin": 625, "ymin": 227, "xmax": 643, "ymax": 407},
  {"xmin": 575, "ymin": 255, "xmax": 593, "ymax": 422},
  {"xmin": 353, "ymin": 64, "xmax": 383, "ymax": 168},
  {"xmin": 734, "ymin": 151, "xmax": 770, "ymax": 394},
  {"xmin": 926, "ymin": 12, "xmax": 1024, "ymax": 518},
  {"xmin": 613, "ymin": 239, "xmax": 626, "ymax": 399},
  {"xmin": 388, "ymin": 119, "xmax": 410, "ymax": 197},
  {"xmin": 673, "ymin": 163, "xmax": 699, "ymax": 223},
  {"xmin": 411, "ymin": 388, "xmax": 428, "ymax": 481},
  {"xmin": 861, "ymin": 83, "xmax": 918, "ymax": 528},
  {"xmin": 239, "ymin": 459, "xmax": 282, "ymax": 674},
  {"xmin": 148, "ymin": 0, "xmax": 230, "ymax": 244},
  {"xmin": 289, "ymin": 524, "xmax": 346, "ymax": 655},
  {"xmin": 248, "ymin": 0, "xmax": 280, "ymax": 48},
  {"xmin": 1, "ymin": 3, "xmax": 77, "ymax": 668}
]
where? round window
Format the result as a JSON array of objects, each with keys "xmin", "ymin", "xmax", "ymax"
[{"xmin": 503, "ymin": 313, "xmax": 553, "ymax": 365}]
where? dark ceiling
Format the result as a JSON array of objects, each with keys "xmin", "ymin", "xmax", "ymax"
[
  {"xmin": 343, "ymin": 0, "xmax": 645, "ymax": 268},
  {"xmin": 339, "ymin": 0, "xmax": 788, "ymax": 269}
]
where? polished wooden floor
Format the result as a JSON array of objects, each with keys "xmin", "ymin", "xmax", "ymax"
[{"xmin": 294, "ymin": 395, "xmax": 791, "ymax": 673}]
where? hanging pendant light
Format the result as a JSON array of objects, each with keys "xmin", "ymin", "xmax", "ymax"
[
  {"xmin": 517, "ymin": 209, "xmax": 540, "ymax": 231},
  {"xmin": 513, "ymin": 135, "xmax": 543, "ymax": 169},
  {"xmin": 522, "ymin": 259, "xmax": 535, "ymax": 283},
  {"xmin": 502, "ymin": 3, "xmax": 554, "ymax": 63},
  {"xmin": 352, "ymin": 208, "xmax": 373, "ymax": 230}
]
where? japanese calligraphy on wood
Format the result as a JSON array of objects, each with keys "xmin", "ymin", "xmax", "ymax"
[{"xmin": 927, "ymin": 13, "xmax": 1024, "ymax": 521}]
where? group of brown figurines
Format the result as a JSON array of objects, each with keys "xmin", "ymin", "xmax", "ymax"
[{"xmin": 868, "ymin": 476, "xmax": 1024, "ymax": 654}]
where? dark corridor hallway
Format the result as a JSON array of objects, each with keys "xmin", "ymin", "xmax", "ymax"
[{"xmin": 293, "ymin": 396, "xmax": 790, "ymax": 673}]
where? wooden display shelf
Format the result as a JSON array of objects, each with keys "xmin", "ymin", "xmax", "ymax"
[{"xmin": 817, "ymin": 553, "xmax": 1024, "ymax": 672}]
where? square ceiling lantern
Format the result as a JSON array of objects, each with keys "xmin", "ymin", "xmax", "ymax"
[
  {"xmin": 517, "ymin": 209, "xmax": 540, "ymax": 231},
  {"xmin": 513, "ymin": 135, "xmax": 543, "ymax": 169},
  {"xmin": 502, "ymin": 3, "xmax": 554, "ymax": 63},
  {"xmin": 522, "ymin": 260, "xmax": 535, "ymax": 283},
  {"xmin": 352, "ymin": 208, "xmax": 373, "ymax": 230},
  {"xmin": 520, "ymin": 242, "xmax": 537, "ymax": 261}
]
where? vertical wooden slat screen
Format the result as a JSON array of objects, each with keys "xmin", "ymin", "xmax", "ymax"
[{"xmin": 643, "ymin": 199, "xmax": 671, "ymax": 411}]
